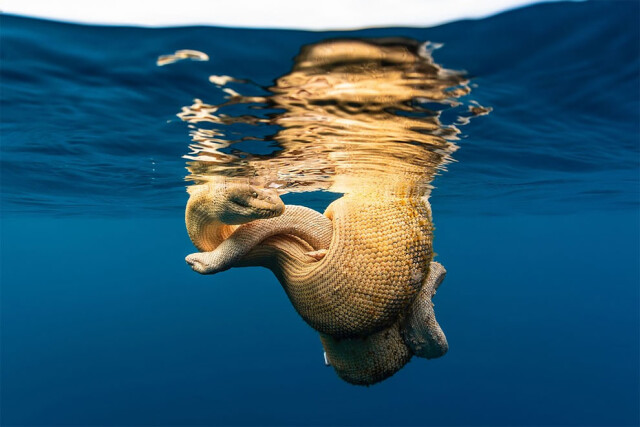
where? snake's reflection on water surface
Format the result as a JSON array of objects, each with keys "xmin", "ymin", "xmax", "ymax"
[{"xmin": 178, "ymin": 38, "xmax": 490, "ymax": 385}]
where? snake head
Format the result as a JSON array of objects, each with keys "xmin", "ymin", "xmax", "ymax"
[
  {"xmin": 185, "ymin": 251, "xmax": 224, "ymax": 275},
  {"xmin": 219, "ymin": 184, "xmax": 285, "ymax": 224}
]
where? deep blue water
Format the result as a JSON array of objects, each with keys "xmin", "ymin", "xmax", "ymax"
[{"xmin": 1, "ymin": 2, "xmax": 639, "ymax": 426}]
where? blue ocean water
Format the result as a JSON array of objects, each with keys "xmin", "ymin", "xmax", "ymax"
[{"xmin": 1, "ymin": 2, "xmax": 639, "ymax": 426}]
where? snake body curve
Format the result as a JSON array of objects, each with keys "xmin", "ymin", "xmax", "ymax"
[
  {"xmin": 193, "ymin": 221, "xmax": 448, "ymax": 385},
  {"xmin": 188, "ymin": 187, "xmax": 433, "ymax": 339},
  {"xmin": 185, "ymin": 182, "xmax": 448, "ymax": 385}
]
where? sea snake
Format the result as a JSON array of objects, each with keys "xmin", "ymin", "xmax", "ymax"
[{"xmin": 185, "ymin": 180, "xmax": 448, "ymax": 384}]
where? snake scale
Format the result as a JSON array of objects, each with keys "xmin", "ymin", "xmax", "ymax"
[{"xmin": 185, "ymin": 181, "xmax": 448, "ymax": 385}]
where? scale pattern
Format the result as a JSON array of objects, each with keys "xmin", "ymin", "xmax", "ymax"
[
  {"xmin": 187, "ymin": 188, "xmax": 433, "ymax": 338},
  {"xmin": 185, "ymin": 183, "xmax": 448, "ymax": 385},
  {"xmin": 320, "ymin": 262, "xmax": 447, "ymax": 385},
  {"xmin": 320, "ymin": 324, "xmax": 411, "ymax": 386},
  {"xmin": 281, "ymin": 194, "xmax": 433, "ymax": 338}
]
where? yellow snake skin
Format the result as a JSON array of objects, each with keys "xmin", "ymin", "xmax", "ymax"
[
  {"xmin": 321, "ymin": 261, "xmax": 448, "ymax": 385},
  {"xmin": 187, "ymin": 186, "xmax": 433, "ymax": 339},
  {"xmin": 185, "ymin": 181, "xmax": 447, "ymax": 385}
]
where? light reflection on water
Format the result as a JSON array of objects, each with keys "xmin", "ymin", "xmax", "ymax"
[{"xmin": 177, "ymin": 38, "xmax": 490, "ymax": 198}]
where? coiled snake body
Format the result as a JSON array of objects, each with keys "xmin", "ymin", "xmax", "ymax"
[{"xmin": 186, "ymin": 181, "xmax": 448, "ymax": 384}]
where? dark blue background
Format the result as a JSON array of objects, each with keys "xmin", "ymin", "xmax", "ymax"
[{"xmin": 1, "ymin": 2, "xmax": 638, "ymax": 425}]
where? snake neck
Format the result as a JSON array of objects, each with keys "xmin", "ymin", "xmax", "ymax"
[
  {"xmin": 237, "ymin": 234, "xmax": 324, "ymax": 292},
  {"xmin": 237, "ymin": 234, "xmax": 315, "ymax": 271},
  {"xmin": 196, "ymin": 205, "xmax": 332, "ymax": 273}
]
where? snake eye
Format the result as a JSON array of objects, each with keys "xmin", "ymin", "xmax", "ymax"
[{"xmin": 252, "ymin": 192, "xmax": 258, "ymax": 198}]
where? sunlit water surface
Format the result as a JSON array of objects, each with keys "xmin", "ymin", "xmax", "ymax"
[{"xmin": 1, "ymin": 2, "xmax": 639, "ymax": 426}]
